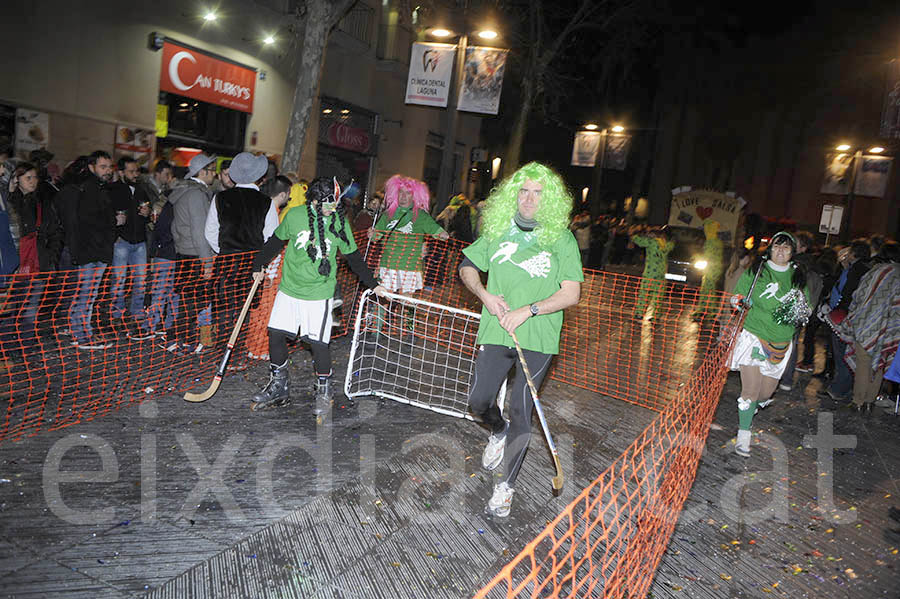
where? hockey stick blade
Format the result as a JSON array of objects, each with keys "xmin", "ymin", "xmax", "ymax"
[
  {"xmin": 183, "ymin": 276, "xmax": 261, "ymax": 403},
  {"xmin": 511, "ymin": 332, "xmax": 565, "ymax": 493}
]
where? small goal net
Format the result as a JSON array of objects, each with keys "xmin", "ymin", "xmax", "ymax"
[{"xmin": 344, "ymin": 290, "xmax": 505, "ymax": 419}]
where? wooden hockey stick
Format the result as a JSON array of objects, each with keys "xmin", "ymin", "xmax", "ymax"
[
  {"xmin": 184, "ymin": 276, "xmax": 262, "ymax": 403},
  {"xmin": 510, "ymin": 332, "xmax": 564, "ymax": 492}
]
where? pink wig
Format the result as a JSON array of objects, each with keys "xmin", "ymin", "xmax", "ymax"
[{"xmin": 383, "ymin": 174, "xmax": 430, "ymax": 218}]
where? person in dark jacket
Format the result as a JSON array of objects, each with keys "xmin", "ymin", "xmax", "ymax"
[
  {"xmin": 61, "ymin": 150, "xmax": 117, "ymax": 350},
  {"xmin": 822, "ymin": 239, "xmax": 871, "ymax": 401},
  {"xmin": 146, "ymin": 198, "xmax": 178, "ymax": 337},
  {"xmin": 108, "ymin": 157, "xmax": 153, "ymax": 339}
]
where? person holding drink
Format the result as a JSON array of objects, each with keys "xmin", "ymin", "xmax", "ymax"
[{"xmin": 109, "ymin": 156, "xmax": 154, "ymax": 339}]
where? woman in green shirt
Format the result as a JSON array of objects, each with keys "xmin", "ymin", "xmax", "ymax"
[
  {"xmin": 729, "ymin": 232, "xmax": 809, "ymax": 456},
  {"xmin": 371, "ymin": 175, "xmax": 448, "ymax": 294},
  {"xmin": 459, "ymin": 162, "xmax": 583, "ymax": 517}
]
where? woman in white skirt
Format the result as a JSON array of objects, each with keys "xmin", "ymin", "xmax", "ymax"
[{"xmin": 729, "ymin": 232, "xmax": 810, "ymax": 456}]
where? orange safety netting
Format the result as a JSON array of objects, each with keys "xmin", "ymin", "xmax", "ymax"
[{"xmin": 0, "ymin": 229, "xmax": 742, "ymax": 598}]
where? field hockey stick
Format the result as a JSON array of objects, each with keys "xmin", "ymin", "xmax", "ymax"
[
  {"xmin": 510, "ymin": 332, "xmax": 564, "ymax": 492},
  {"xmin": 737, "ymin": 251, "xmax": 768, "ymax": 310},
  {"xmin": 184, "ymin": 276, "xmax": 261, "ymax": 403}
]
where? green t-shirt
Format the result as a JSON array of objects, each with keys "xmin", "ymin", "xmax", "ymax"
[
  {"xmin": 375, "ymin": 207, "xmax": 443, "ymax": 272},
  {"xmin": 463, "ymin": 222, "xmax": 584, "ymax": 355},
  {"xmin": 734, "ymin": 261, "xmax": 810, "ymax": 343},
  {"xmin": 274, "ymin": 208, "xmax": 357, "ymax": 300}
]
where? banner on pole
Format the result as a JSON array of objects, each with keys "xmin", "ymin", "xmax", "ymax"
[
  {"xmin": 853, "ymin": 155, "xmax": 892, "ymax": 198},
  {"xmin": 457, "ymin": 46, "xmax": 508, "ymax": 115},
  {"xmin": 604, "ymin": 134, "xmax": 631, "ymax": 170},
  {"xmin": 880, "ymin": 60, "xmax": 900, "ymax": 140},
  {"xmin": 821, "ymin": 151, "xmax": 854, "ymax": 194},
  {"xmin": 405, "ymin": 42, "xmax": 456, "ymax": 107},
  {"xmin": 571, "ymin": 131, "xmax": 602, "ymax": 167}
]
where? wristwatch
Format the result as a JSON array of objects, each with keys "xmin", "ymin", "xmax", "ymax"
[{"xmin": 529, "ymin": 303, "xmax": 540, "ymax": 317}]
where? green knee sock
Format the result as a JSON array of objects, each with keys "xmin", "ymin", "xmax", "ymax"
[{"xmin": 737, "ymin": 396, "xmax": 757, "ymax": 431}]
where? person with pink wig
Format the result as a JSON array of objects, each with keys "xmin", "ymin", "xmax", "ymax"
[{"xmin": 370, "ymin": 175, "xmax": 448, "ymax": 294}]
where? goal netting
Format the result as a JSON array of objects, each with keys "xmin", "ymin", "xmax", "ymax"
[{"xmin": 344, "ymin": 290, "xmax": 505, "ymax": 419}]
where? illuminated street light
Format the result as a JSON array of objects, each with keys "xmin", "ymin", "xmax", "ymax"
[
  {"xmin": 492, "ymin": 157, "xmax": 502, "ymax": 180},
  {"xmin": 477, "ymin": 29, "xmax": 498, "ymax": 40},
  {"xmin": 582, "ymin": 187, "xmax": 589, "ymax": 203},
  {"xmin": 263, "ymin": 35, "xmax": 275, "ymax": 45},
  {"xmin": 583, "ymin": 123, "xmax": 598, "ymax": 131},
  {"xmin": 836, "ymin": 143, "xmax": 851, "ymax": 151},
  {"xmin": 869, "ymin": 146, "xmax": 885, "ymax": 154},
  {"xmin": 611, "ymin": 125, "xmax": 625, "ymax": 133},
  {"xmin": 203, "ymin": 11, "xmax": 217, "ymax": 21},
  {"xmin": 430, "ymin": 28, "xmax": 453, "ymax": 38},
  {"xmin": 322, "ymin": 108, "xmax": 332, "ymax": 114}
]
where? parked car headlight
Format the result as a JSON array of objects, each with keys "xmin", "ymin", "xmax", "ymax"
[{"xmin": 693, "ymin": 259, "xmax": 708, "ymax": 270}]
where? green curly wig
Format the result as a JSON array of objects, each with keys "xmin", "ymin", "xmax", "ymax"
[{"xmin": 480, "ymin": 162, "xmax": 574, "ymax": 247}]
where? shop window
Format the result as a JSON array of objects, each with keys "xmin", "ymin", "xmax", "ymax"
[
  {"xmin": 0, "ymin": 104, "xmax": 14, "ymax": 153},
  {"xmin": 160, "ymin": 92, "xmax": 247, "ymax": 155}
]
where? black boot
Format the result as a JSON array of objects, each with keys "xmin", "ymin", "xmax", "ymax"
[
  {"xmin": 313, "ymin": 375, "xmax": 333, "ymax": 418},
  {"xmin": 251, "ymin": 361, "xmax": 291, "ymax": 410}
]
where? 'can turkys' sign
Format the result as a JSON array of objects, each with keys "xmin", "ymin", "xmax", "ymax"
[{"xmin": 159, "ymin": 41, "xmax": 256, "ymax": 113}]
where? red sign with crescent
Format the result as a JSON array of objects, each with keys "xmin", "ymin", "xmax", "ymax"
[
  {"xmin": 327, "ymin": 122, "xmax": 371, "ymax": 154},
  {"xmin": 159, "ymin": 41, "xmax": 256, "ymax": 113}
]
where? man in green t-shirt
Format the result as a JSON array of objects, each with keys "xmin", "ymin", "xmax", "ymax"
[
  {"xmin": 250, "ymin": 177, "xmax": 386, "ymax": 416},
  {"xmin": 459, "ymin": 162, "xmax": 583, "ymax": 518}
]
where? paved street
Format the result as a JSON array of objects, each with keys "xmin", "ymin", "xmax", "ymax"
[{"xmin": 0, "ymin": 337, "xmax": 898, "ymax": 598}]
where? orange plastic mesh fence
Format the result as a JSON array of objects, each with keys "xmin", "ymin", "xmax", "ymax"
[{"xmin": 0, "ymin": 229, "xmax": 742, "ymax": 598}]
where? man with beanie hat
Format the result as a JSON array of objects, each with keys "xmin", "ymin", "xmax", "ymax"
[
  {"xmin": 165, "ymin": 153, "xmax": 216, "ymax": 351},
  {"xmin": 204, "ymin": 152, "xmax": 279, "ymax": 348}
]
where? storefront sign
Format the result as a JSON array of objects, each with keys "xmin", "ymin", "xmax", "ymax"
[
  {"xmin": 326, "ymin": 122, "xmax": 371, "ymax": 154},
  {"xmin": 854, "ymin": 155, "xmax": 892, "ymax": 198},
  {"xmin": 405, "ymin": 42, "xmax": 456, "ymax": 107},
  {"xmin": 458, "ymin": 46, "xmax": 508, "ymax": 115},
  {"xmin": 159, "ymin": 41, "xmax": 256, "ymax": 113},
  {"xmin": 668, "ymin": 188, "xmax": 742, "ymax": 245},
  {"xmin": 114, "ymin": 125, "xmax": 155, "ymax": 166},
  {"xmin": 571, "ymin": 131, "xmax": 602, "ymax": 167},
  {"xmin": 14, "ymin": 108, "xmax": 49, "ymax": 159}
]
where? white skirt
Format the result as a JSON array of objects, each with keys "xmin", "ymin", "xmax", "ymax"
[
  {"xmin": 267, "ymin": 290, "xmax": 334, "ymax": 344},
  {"xmin": 729, "ymin": 328, "xmax": 793, "ymax": 379},
  {"xmin": 378, "ymin": 268, "xmax": 424, "ymax": 294}
]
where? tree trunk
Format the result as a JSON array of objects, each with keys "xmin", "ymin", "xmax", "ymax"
[
  {"xmin": 281, "ymin": 0, "xmax": 355, "ymax": 174},
  {"xmin": 503, "ymin": 73, "xmax": 535, "ymax": 177}
]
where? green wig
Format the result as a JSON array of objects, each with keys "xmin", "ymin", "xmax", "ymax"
[{"xmin": 479, "ymin": 162, "xmax": 574, "ymax": 247}]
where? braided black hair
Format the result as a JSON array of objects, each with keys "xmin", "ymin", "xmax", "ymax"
[{"xmin": 329, "ymin": 196, "xmax": 349, "ymax": 245}]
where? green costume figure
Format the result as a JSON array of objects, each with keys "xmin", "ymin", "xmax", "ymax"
[
  {"xmin": 632, "ymin": 230, "xmax": 674, "ymax": 319},
  {"xmin": 692, "ymin": 219, "xmax": 725, "ymax": 320}
]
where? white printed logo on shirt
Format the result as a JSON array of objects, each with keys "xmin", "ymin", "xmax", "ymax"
[
  {"xmin": 490, "ymin": 241, "xmax": 552, "ymax": 279},
  {"xmin": 386, "ymin": 219, "xmax": 414, "ymax": 234},
  {"xmin": 294, "ymin": 230, "xmax": 332, "ymax": 259}
]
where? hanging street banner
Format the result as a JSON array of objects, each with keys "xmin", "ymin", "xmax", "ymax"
[
  {"xmin": 604, "ymin": 134, "xmax": 631, "ymax": 170},
  {"xmin": 667, "ymin": 188, "xmax": 742, "ymax": 245},
  {"xmin": 854, "ymin": 155, "xmax": 893, "ymax": 198},
  {"xmin": 405, "ymin": 42, "xmax": 456, "ymax": 107},
  {"xmin": 159, "ymin": 41, "xmax": 256, "ymax": 113},
  {"xmin": 571, "ymin": 131, "xmax": 602, "ymax": 166},
  {"xmin": 821, "ymin": 151, "xmax": 854, "ymax": 195},
  {"xmin": 14, "ymin": 108, "xmax": 49, "ymax": 160},
  {"xmin": 880, "ymin": 60, "xmax": 900, "ymax": 140},
  {"xmin": 457, "ymin": 46, "xmax": 508, "ymax": 115}
]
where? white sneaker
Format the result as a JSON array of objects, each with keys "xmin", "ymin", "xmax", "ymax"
[
  {"xmin": 487, "ymin": 481, "xmax": 515, "ymax": 518},
  {"xmin": 754, "ymin": 398, "xmax": 774, "ymax": 414},
  {"xmin": 734, "ymin": 430, "xmax": 751, "ymax": 457},
  {"xmin": 482, "ymin": 425, "xmax": 507, "ymax": 471},
  {"xmin": 778, "ymin": 383, "xmax": 792, "ymax": 392}
]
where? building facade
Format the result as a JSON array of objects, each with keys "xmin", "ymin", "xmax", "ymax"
[{"xmin": 1, "ymin": 0, "xmax": 484, "ymax": 202}]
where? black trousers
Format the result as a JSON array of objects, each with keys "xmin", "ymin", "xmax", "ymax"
[
  {"xmin": 468, "ymin": 344, "xmax": 553, "ymax": 486},
  {"xmin": 170, "ymin": 254, "xmax": 209, "ymax": 344}
]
